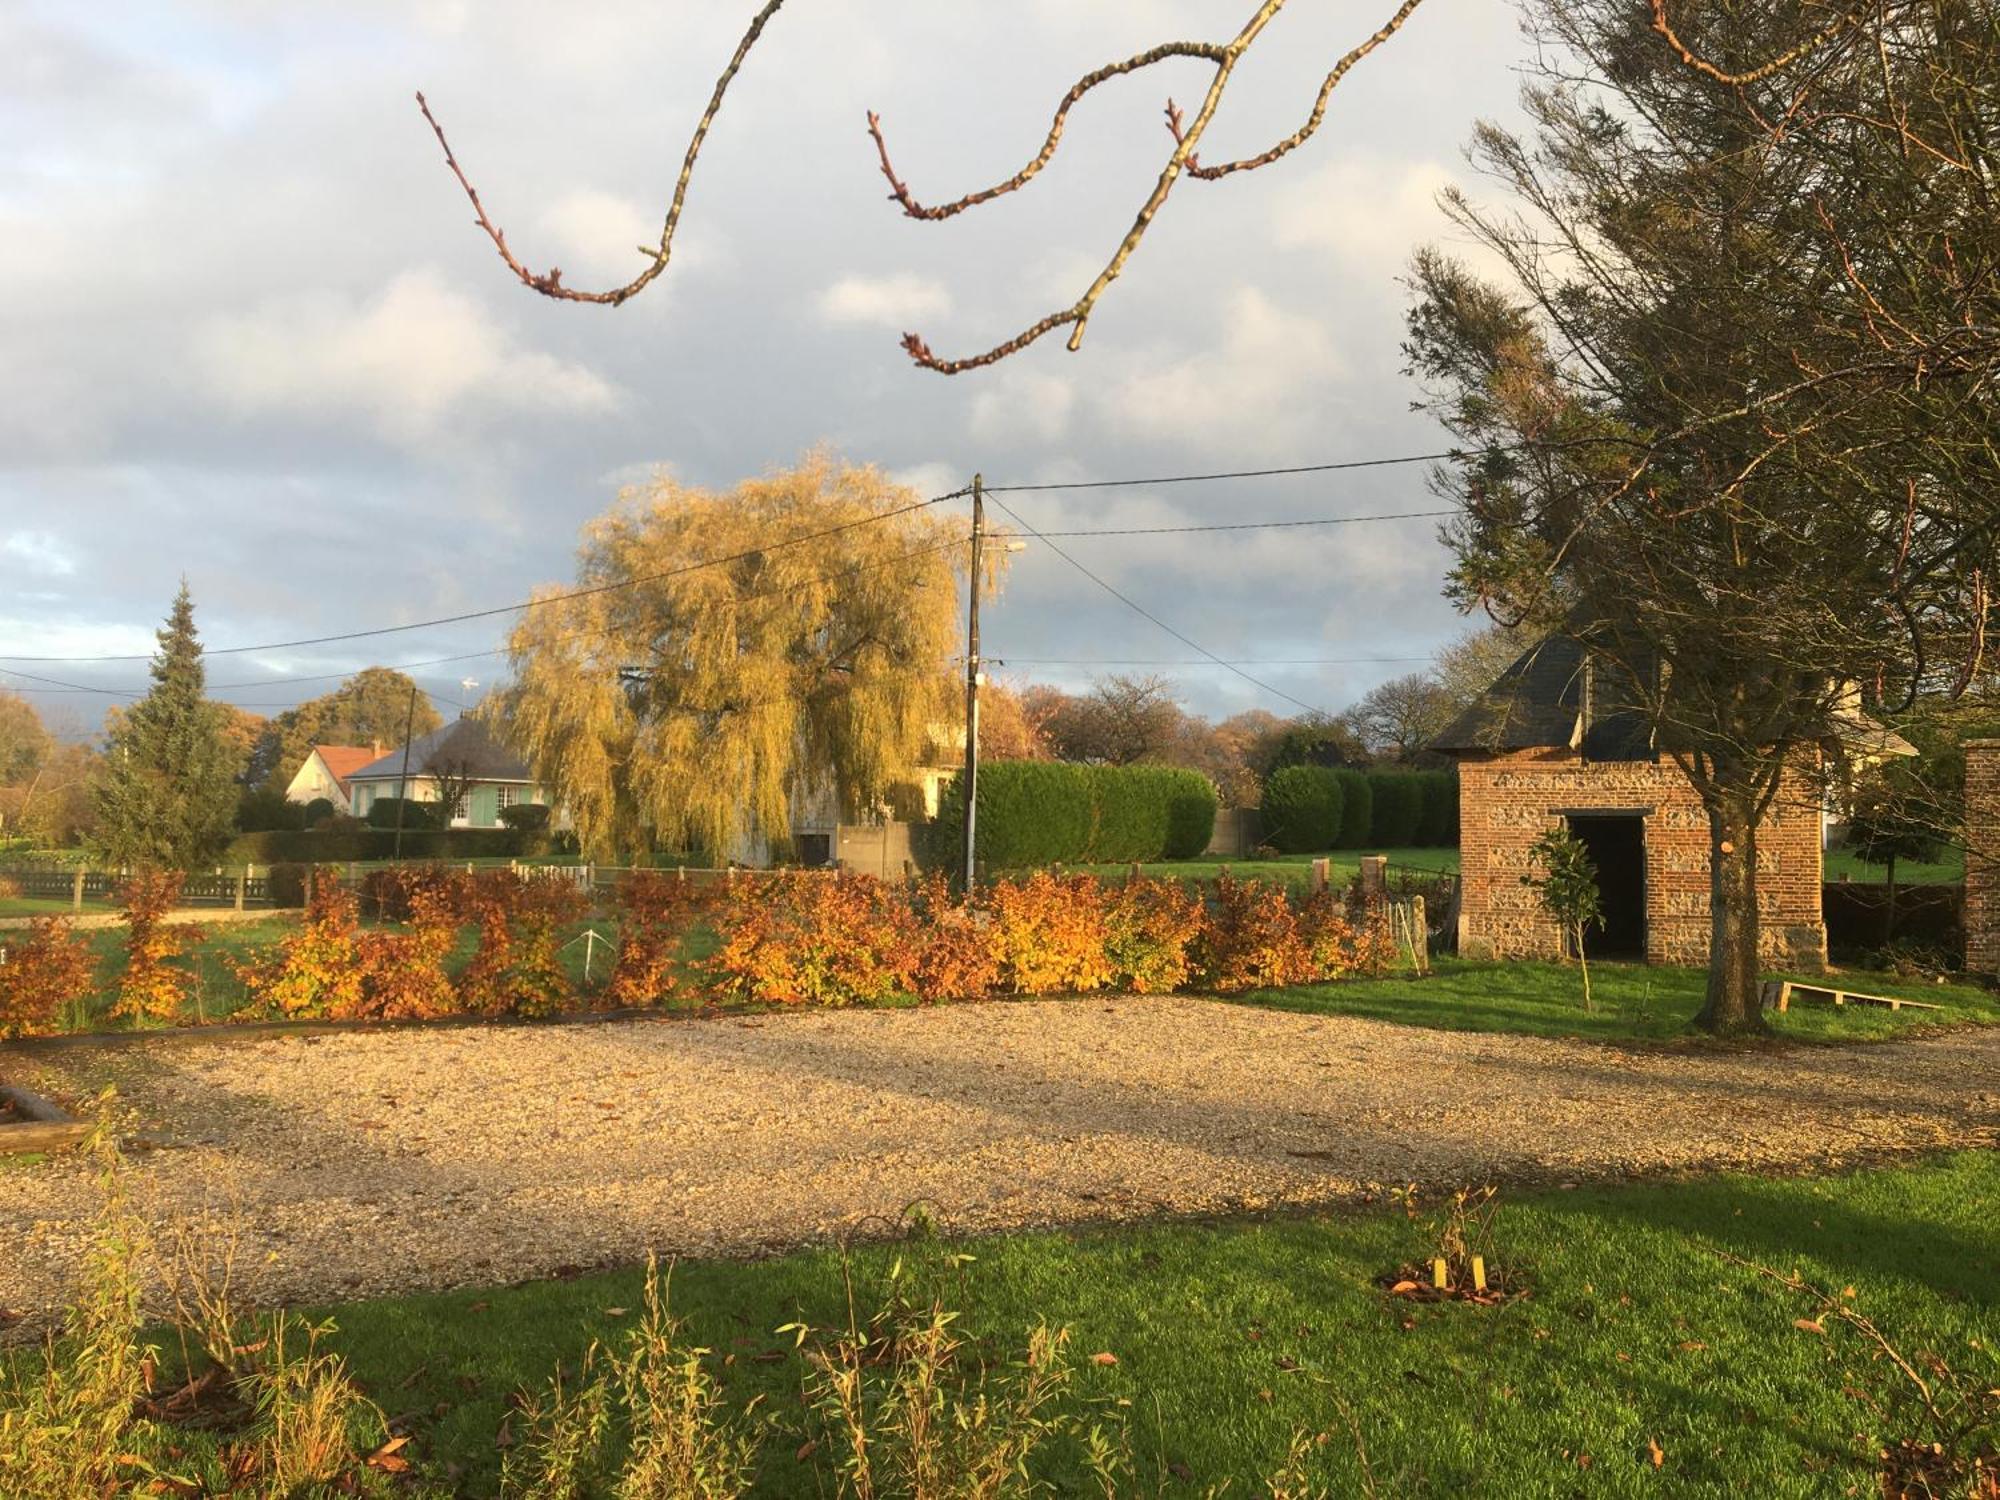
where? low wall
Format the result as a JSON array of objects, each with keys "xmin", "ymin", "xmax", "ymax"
[{"xmin": 1205, "ymin": 807, "xmax": 1262, "ymax": 859}]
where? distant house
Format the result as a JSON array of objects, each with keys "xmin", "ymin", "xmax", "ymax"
[
  {"xmin": 283, "ymin": 745, "xmax": 379, "ymax": 816},
  {"xmin": 344, "ymin": 717, "xmax": 551, "ymax": 830},
  {"xmin": 1434, "ymin": 633, "xmax": 1910, "ymax": 969}
]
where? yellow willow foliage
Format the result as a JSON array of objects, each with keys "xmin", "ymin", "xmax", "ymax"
[{"xmin": 498, "ymin": 455, "xmax": 992, "ymax": 860}]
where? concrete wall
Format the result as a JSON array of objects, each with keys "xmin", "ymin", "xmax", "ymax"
[
  {"xmin": 1455, "ymin": 748, "xmax": 1826, "ymax": 968},
  {"xmin": 1204, "ymin": 806, "xmax": 1262, "ymax": 859},
  {"xmin": 836, "ymin": 821, "xmax": 916, "ymax": 878},
  {"xmin": 1964, "ymin": 740, "xmax": 2000, "ymax": 975}
]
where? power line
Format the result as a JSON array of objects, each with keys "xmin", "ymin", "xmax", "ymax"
[
  {"xmin": 0, "ymin": 488, "xmax": 970, "ymax": 665},
  {"xmin": 982, "ymin": 494, "xmax": 1333, "ymax": 719},
  {"xmin": 990, "ymin": 656, "xmax": 1431, "ymax": 667},
  {"xmin": 1021, "ymin": 509, "xmax": 1452, "ymax": 537},
  {"xmin": 982, "ymin": 451, "xmax": 1463, "ymax": 494}
]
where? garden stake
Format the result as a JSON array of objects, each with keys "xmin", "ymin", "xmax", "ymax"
[
  {"xmin": 1471, "ymin": 1256, "xmax": 1488, "ymax": 1293},
  {"xmin": 1433, "ymin": 1258, "xmax": 1449, "ymax": 1290}
]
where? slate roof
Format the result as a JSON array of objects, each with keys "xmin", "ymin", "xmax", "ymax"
[
  {"xmin": 1432, "ymin": 634, "xmax": 1611, "ymax": 754},
  {"xmin": 309, "ymin": 745, "xmax": 379, "ymax": 797},
  {"xmin": 1433, "ymin": 633, "xmax": 1916, "ymax": 759},
  {"xmin": 347, "ymin": 716, "xmax": 533, "ymax": 784}
]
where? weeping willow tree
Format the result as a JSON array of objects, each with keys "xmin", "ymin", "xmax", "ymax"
[{"xmin": 498, "ymin": 456, "xmax": 983, "ymax": 860}]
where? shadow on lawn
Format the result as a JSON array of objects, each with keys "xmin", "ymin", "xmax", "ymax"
[{"xmin": 1531, "ymin": 1166, "xmax": 2000, "ymax": 1308}]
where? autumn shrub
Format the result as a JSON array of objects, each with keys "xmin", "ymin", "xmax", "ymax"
[
  {"xmin": 706, "ymin": 873, "xmax": 919, "ymax": 1006},
  {"xmin": 1197, "ymin": 873, "xmax": 1314, "ymax": 992},
  {"xmin": 115, "ymin": 869, "xmax": 202, "ymax": 1024},
  {"xmin": 1293, "ymin": 888, "xmax": 1366, "ymax": 982},
  {"xmin": 0, "ymin": 916, "xmax": 98, "ymax": 1037},
  {"xmin": 233, "ymin": 870, "xmax": 363, "ymax": 1019},
  {"xmin": 607, "ymin": 870, "xmax": 714, "ymax": 1007},
  {"xmin": 355, "ymin": 879, "xmax": 459, "ymax": 1020},
  {"xmin": 984, "ymin": 872, "xmax": 1112, "ymax": 996},
  {"xmin": 908, "ymin": 872, "xmax": 1002, "ymax": 1002},
  {"xmin": 0, "ymin": 874, "xmax": 20, "ymax": 900},
  {"xmin": 508, "ymin": 876, "xmax": 589, "ymax": 1018},
  {"xmin": 1101, "ymin": 877, "xmax": 1206, "ymax": 993}
]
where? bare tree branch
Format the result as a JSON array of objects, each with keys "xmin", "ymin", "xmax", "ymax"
[
  {"xmin": 417, "ymin": 0, "xmax": 1426, "ymax": 371},
  {"xmin": 416, "ymin": 0, "xmax": 790, "ymax": 306}
]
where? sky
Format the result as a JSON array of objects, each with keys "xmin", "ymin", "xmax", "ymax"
[{"xmin": 0, "ymin": 0, "xmax": 1532, "ymax": 735}]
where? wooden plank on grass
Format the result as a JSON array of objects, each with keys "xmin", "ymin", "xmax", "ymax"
[{"xmin": 0, "ymin": 1085, "xmax": 89, "ymax": 1154}]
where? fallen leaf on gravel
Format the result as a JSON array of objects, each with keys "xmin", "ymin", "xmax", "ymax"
[{"xmin": 1090, "ymin": 1352, "xmax": 1118, "ymax": 1366}]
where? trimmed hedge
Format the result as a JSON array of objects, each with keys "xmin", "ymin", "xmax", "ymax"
[
  {"xmin": 499, "ymin": 803, "xmax": 552, "ymax": 832},
  {"xmin": 1367, "ymin": 772, "xmax": 1425, "ymax": 848},
  {"xmin": 225, "ymin": 827, "xmax": 541, "ymax": 865},
  {"xmin": 365, "ymin": 797, "xmax": 440, "ymax": 831},
  {"xmin": 928, "ymin": 761, "xmax": 1220, "ymax": 870},
  {"xmin": 1261, "ymin": 766, "xmax": 1344, "ymax": 853},
  {"xmin": 1332, "ymin": 769, "xmax": 1373, "ymax": 849},
  {"xmin": 1419, "ymin": 770, "xmax": 1460, "ymax": 847}
]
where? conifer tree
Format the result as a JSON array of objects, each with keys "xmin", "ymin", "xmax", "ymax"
[{"xmin": 92, "ymin": 584, "xmax": 238, "ymax": 869}]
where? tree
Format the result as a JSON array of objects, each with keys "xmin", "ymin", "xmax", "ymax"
[
  {"xmin": 1404, "ymin": 0, "xmax": 1997, "ymax": 1033},
  {"xmin": 1523, "ymin": 826, "xmax": 1603, "ymax": 1011},
  {"xmin": 0, "ymin": 691, "xmax": 52, "ymax": 788},
  {"xmin": 499, "ymin": 455, "xmax": 984, "ymax": 859},
  {"xmin": 424, "ymin": 754, "xmax": 477, "ymax": 825},
  {"xmin": 1345, "ymin": 672, "xmax": 1456, "ymax": 762},
  {"xmin": 1844, "ymin": 760, "xmax": 1944, "ymax": 945},
  {"xmin": 416, "ymin": 0, "xmax": 1426, "ymax": 371},
  {"xmin": 1265, "ymin": 714, "xmax": 1366, "ymax": 774},
  {"xmin": 1037, "ymin": 675, "xmax": 1187, "ymax": 766},
  {"xmin": 976, "ymin": 679, "xmax": 1052, "ymax": 762},
  {"xmin": 1430, "ymin": 624, "xmax": 1533, "ymax": 715},
  {"xmin": 254, "ymin": 667, "xmax": 443, "ymax": 789},
  {"xmin": 91, "ymin": 585, "xmax": 240, "ymax": 870},
  {"xmin": 0, "ymin": 743, "xmax": 98, "ymax": 847}
]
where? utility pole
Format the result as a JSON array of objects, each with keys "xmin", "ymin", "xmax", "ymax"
[
  {"xmin": 961, "ymin": 474, "xmax": 984, "ymax": 894},
  {"xmin": 390, "ymin": 685, "xmax": 418, "ymax": 864}
]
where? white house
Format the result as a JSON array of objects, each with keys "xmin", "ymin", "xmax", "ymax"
[
  {"xmin": 345, "ymin": 717, "xmax": 551, "ymax": 829},
  {"xmin": 282, "ymin": 745, "xmax": 379, "ymax": 816}
]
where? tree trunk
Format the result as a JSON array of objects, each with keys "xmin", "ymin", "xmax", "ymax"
[{"xmin": 1695, "ymin": 793, "xmax": 1767, "ymax": 1035}]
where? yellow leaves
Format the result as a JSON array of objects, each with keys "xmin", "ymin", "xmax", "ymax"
[{"xmin": 499, "ymin": 455, "xmax": 973, "ymax": 860}]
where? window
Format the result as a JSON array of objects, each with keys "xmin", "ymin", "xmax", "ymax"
[{"xmin": 497, "ymin": 785, "xmax": 520, "ymax": 809}]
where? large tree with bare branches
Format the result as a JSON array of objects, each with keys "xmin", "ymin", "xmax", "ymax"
[
  {"xmin": 1408, "ymin": 0, "xmax": 1998, "ymax": 1033},
  {"xmin": 416, "ymin": 0, "xmax": 1423, "ymax": 371}
]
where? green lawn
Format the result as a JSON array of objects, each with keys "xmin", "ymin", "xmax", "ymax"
[
  {"xmin": 1077, "ymin": 848, "xmax": 1461, "ymax": 889},
  {"xmin": 0, "ymin": 896, "xmax": 117, "ymax": 918},
  {"xmin": 193, "ymin": 1151, "xmax": 1989, "ymax": 1496},
  {"xmin": 1231, "ymin": 957, "xmax": 2000, "ymax": 1044},
  {"xmin": 1824, "ymin": 845, "xmax": 1966, "ymax": 884}
]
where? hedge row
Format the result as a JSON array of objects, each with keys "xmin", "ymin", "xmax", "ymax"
[
  {"xmin": 1259, "ymin": 767, "xmax": 1457, "ymax": 852},
  {"xmin": 225, "ymin": 826, "xmax": 547, "ymax": 866},
  {"xmin": 927, "ymin": 762, "xmax": 1219, "ymax": 870}
]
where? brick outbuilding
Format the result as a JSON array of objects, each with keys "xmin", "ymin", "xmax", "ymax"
[{"xmin": 1435, "ymin": 636, "xmax": 1841, "ymax": 969}]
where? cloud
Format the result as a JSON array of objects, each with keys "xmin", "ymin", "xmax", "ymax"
[
  {"xmin": 191, "ymin": 267, "xmax": 621, "ymax": 445},
  {"xmin": 3, "ymin": 531, "xmax": 77, "ymax": 577},
  {"xmin": 816, "ymin": 272, "xmax": 951, "ymax": 328},
  {"xmin": 1274, "ymin": 157, "xmax": 1513, "ymax": 283},
  {"xmin": 971, "ymin": 368, "xmax": 1075, "ymax": 445},
  {"xmin": 1099, "ymin": 286, "xmax": 1344, "ymax": 450}
]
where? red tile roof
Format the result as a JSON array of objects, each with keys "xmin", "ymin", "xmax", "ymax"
[{"xmin": 312, "ymin": 745, "xmax": 380, "ymax": 796}]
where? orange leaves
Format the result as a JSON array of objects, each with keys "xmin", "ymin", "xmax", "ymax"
[
  {"xmin": 606, "ymin": 871, "xmax": 713, "ymax": 1007},
  {"xmin": 985, "ymin": 872, "xmax": 1113, "ymax": 996},
  {"xmin": 1101, "ymin": 877, "xmax": 1205, "ymax": 994},
  {"xmin": 0, "ymin": 916, "xmax": 97, "ymax": 1038},
  {"xmin": 706, "ymin": 872, "xmax": 921, "ymax": 1007},
  {"xmin": 115, "ymin": 869, "xmax": 202, "ymax": 1024},
  {"xmin": 1197, "ymin": 874, "xmax": 1314, "ymax": 993},
  {"xmin": 231, "ymin": 870, "xmax": 363, "ymax": 1019},
  {"xmin": 909, "ymin": 873, "xmax": 1001, "ymax": 1003}
]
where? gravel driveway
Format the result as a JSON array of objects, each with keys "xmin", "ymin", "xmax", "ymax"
[{"xmin": 4, "ymin": 998, "xmax": 1997, "ymax": 1327}]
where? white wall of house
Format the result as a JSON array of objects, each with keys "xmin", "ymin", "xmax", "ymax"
[
  {"xmin": 350, "ymin": 777, "xmax": 549, "ymax": 829},
  {"xmin": 284, "ymin": 753, "xmax": 353, "ymax": 815}
]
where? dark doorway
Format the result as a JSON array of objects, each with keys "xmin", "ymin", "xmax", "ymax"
[{"xmin": 1566, "ymin": 814, "xmax": 1646, "ymax": 959}]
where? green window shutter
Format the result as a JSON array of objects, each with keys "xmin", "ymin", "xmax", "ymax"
[{"xmin": 469, "ymin": 785, "xmax": 500, "ymax": 827}]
